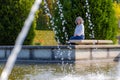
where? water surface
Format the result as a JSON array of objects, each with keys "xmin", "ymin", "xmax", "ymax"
[{"xmin": 0, "ymin": 62, "xmax": 119, "ymax": 80}]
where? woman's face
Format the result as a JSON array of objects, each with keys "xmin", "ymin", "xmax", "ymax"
[{"xmin": 77, "ymin": 19, "xmax": 81, "ymax": 25}]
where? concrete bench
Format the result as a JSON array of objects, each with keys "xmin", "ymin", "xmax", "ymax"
[{"xmin": 69, "ymin": 40, "xmax": 113, "ymax": 45}]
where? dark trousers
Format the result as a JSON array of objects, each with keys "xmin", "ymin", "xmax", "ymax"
[{"xmin": 70, "ymin": 35, "xmax": 85, "ymax": 40}]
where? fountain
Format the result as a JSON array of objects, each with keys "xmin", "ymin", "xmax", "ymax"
[
  {"xmin": 85, "ymin": 0, "xmax": 95, "ymax": 39},
  {"xmin": 44, "ymin": 0, "xmax": 73, "ymax": 63},
  {"xmin": 44, "ymin": 0, "xmax": 69, "ymax": 44},
  {"xmin": 0, "ymin": 0, "xmax": 120, "ymax": 80}
]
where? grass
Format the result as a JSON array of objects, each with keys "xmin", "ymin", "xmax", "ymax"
[{"xmin": 33, "ymin": 30, "xmax": 57, "ymax": 46}]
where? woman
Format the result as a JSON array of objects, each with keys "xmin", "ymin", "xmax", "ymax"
[{"xmin": 70, "ymin": 16, "xmax": 85, "ymax": 40}]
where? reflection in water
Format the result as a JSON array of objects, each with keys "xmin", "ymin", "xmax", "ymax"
[{"xmin": 0, "ymin": 62, "xmax": 119, "ymax": 80}]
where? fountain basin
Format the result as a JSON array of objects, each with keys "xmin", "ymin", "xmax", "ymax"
[{"xmin": 0, "ymin": 45, "xmax": 120, "ymax": 63}]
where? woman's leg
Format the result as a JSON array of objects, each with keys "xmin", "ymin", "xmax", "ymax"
[
  {"xmin": 70, "ymin": 35, "xmax": 85, "ymax": 40},
  {"xmin": 80, "ymin": 35, "xmax": 85, "ymax": 40},
  {"xmin": 70, "ymin": 36, "xmax": 81, "ymax": 40},
  {"xmin": 70, "ymin": 36, "xmax": 75, "ymax": 40}
]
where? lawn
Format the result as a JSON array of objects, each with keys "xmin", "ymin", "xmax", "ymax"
[{"xmin": 33, "ymin": 30, "xmax": 57, "ymax": 46}]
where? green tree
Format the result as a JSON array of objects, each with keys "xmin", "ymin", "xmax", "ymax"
[
  {"xmin": 36, "ymin": 0, "xmax": 53, "ymax": 30},
  {"xmin": 53, "ymin": 0, "xmax": 117, "ymax": 44},
  {"xmin": 0, "ymin": 0, "xmax": 35, "ymax": 45},
  {"xmin": 89, "ymin": 0, "xmax": 117, "ymax": 42},
  {"xmin": 113, "ymin": 0, "xmax": 120, "ymax": 3}
]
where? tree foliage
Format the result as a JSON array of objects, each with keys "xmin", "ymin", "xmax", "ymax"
[
  {"xmin": 0, "ymin": 0, "xmax": 35, "ymax": 45},
  {"xmin": 113, "ymin": 2, "xmax": 120, "ymax": 19},
  {"xmin": 36, "ymin": 0, "xmax": 53, "ymax": 30},
  {"xmin": 113, "ymin": 0, "xmax": 120, "ymax": 3}
]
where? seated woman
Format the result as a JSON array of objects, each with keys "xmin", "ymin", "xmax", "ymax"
[{"xmin": 70, "ymin": 16, "xmax": 85, "ymax": 40}]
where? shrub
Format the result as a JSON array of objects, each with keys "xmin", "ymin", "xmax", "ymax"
[
  {"xmin": 0, "ymin": 0, "xmax": 35, "ymax": 45},
  {"xmin": 36, "ymin": 0, "xmax": 53, "ymax": 30}
]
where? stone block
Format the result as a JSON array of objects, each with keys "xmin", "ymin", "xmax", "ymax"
[
  {"xmin": 92, "ymin": 49, "xmax": 107, "ymax": 59},
  {"xmin": 75, "ymin": 49, "xmax": 90, "ymax": 60},
  {"xmin": 0, "ymin": 49, "xmax": 5, "ymax": 58},
  {"xmin": 53, "ymin": 49, "xmax": 75, "ymax": 60},
  {"xmin": 33, "ymin": 49, "xmax": 52, "ymax": 59},
  {"xmin": 18, "ymin": 49, "xmax": 30, "ymax": 59},
  {"xmin": 109, "ymin": 49, "xmax": 120, "ymax": 58}
]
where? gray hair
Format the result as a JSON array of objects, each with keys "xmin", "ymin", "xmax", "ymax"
[{"xmin": 75, "ymin": 16, "xmax": 84, "ymax": 25}]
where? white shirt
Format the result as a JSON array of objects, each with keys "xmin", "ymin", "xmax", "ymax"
[{"xmin": 74, "ymin": 24, "xmax": 84, "ymax": 36}]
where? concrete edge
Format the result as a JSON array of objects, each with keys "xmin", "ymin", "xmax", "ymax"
[{"xmin": 75, "ymin": 45, "xmax": 120, "ymax": 49}]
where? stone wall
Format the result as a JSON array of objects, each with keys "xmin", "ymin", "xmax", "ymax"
[{"xmin": 0, "ymin": 45, "xmax": 120, "ymax": 63}]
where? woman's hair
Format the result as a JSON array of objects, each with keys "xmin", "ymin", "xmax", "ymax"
[{"xmin": 75, "ymin": 16, "xmax": 84, "ymax": 25}]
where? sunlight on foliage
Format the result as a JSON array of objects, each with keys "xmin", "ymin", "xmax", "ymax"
[{"xmin": 113, "ymin": 2, "xmax": 120, "ymax": 19}]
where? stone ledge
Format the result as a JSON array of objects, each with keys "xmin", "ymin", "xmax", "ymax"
[
  {"xmin": 0, "ymin": 45, "xmax": 75, "ymax": 49},
  {"xmin": 0, "ymin": 45, "xmax": 120, "ymax": 63},
  {"xmin": 75, "ymin": 45, "xmax": 120, "ymax": 49},
  {"xmin": 70, "ymin": 40, "xmax": 113, "ymax": 45},
  {"xmin": 0, "ymin": 45, "xmax": 120, "ymax": 49}
]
